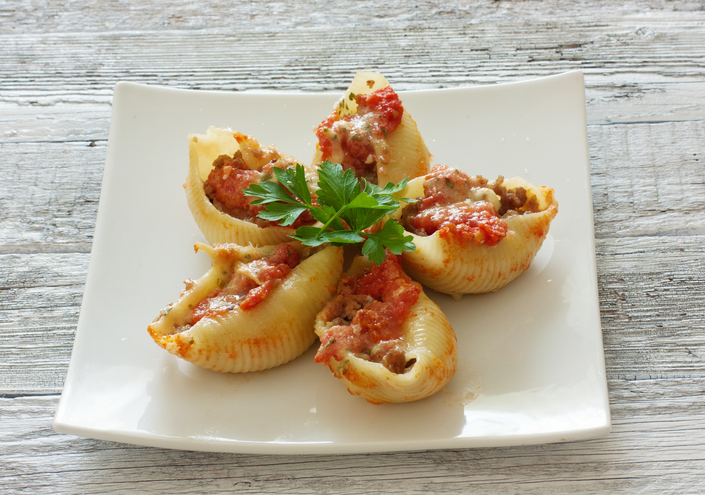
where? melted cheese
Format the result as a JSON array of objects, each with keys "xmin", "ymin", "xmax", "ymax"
[{"xmin": 466, "ymin": 187, "xmax": 501, "ymax": 212}]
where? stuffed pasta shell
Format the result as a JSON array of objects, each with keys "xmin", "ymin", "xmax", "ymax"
[
  {"xmin": 148, "ymin": 243, "xmax": 344, "ymax": 373},
  {"xmin": 186, "ymin": 127, "xmax": 317, "ymax": 246},
  {"xmin": 312, "ymin": 70, "xmax": 430, "ymax": 185},
  {"xmin": 397, "ymin": 165, "xmax": 558, "ymax": 296},
  {"xmin": 314, "ymin": 253, "xmax": 458, "ymax": 404}
]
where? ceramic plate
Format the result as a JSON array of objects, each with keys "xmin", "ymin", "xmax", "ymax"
[{"xmin": 53, "ymin": 71, "xmax": 610, "ymax": 454}]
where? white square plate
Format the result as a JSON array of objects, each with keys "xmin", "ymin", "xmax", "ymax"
[{"xmin": 53, "ymin": 71, "xmax": 610, "ymax": 454}]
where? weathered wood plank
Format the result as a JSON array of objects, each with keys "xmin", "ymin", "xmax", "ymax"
[
  {"xmin": 597, "ymin": 237, "xmax": 705, "ymax": 379},
  {"xmin": 1, "ymin": 0, "xmax": 704, "ymax": 104},
  {"xmin": 0, "ymin": 141, "xmax": 104, "ymax": 252},
  {"xmin": 2, "ymin": 0, "xmax": 704, "ymax": 37},
  {"xmin": 2, "ymin": 0, "xmax": 705, "ymax": 492},
  {"xmin": 2, "ymin": 120, "xmax": 702, "ymax": 253},
  {"xmin": 2, "ymin": 30, "xmax": 704, "ymax": 92},
  {"xmin": 2, "ymin": 378, "xmax": 703, "ymax": 494},
  {"xmin": 0, "ymin": 120, "xmax": 703, "ymax": 393},
  {"xmin": 0, "ymin": 102, "xmax": 110, "ymax": 144},
  {"xmin": 0, "ymin": 253, "xmax": 88, "ymax": 393},
  {"xmin": 1, "ymin": 79, "xmax": 704, "ymax": 151},
  {"xmin": 589, "ymin": 119, "xmax": 705, "ymax": 238},
  {"xmin": 2, "ymin": 233, "xmax": 704, "ymax": 391},
  {"xmin": 0, "ymin": 120, "xmax": 705, "ymax": 253}
]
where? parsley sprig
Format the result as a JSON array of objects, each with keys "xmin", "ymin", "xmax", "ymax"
[{"xmin": 243, "ymin": 161, "xmax": 415, "ymax": 264}]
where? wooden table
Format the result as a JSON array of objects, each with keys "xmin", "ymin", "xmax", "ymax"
[{"xmin": 2, "ymin": 1, "xmax": 704, "ymax": 493}]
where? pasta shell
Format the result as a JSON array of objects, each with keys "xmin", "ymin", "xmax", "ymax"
[
  {"xmin": 378, "ymin": 110, "xmax": 431, "ymax": 185},
  {"xmin": 185, "ymin": 126, "xmax": 305, "ymax": 246},
  {"xmin": 148, "ymin": 244, "xmax": 344, "ymax": 373},
  {"xmin": 399, "ymin": 176, "xmax": 558, "ymax": 295},
  {"xmin": 311, "ymin": 70, "xmax": 430, "ymax": 185},
  {"xmin": 314, "ymin": 256, "xmax": 458, "ymax": 404}
]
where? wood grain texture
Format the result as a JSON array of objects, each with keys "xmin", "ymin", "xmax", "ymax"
[
  {"xmin": 0, "ymin": 142, "xmax": 103, "ymax": 252},
  {"xmin": 2, "ymin": 0, "xmax": 705, "ymax": 493},
  {"xmin": 2, "ymin": 1, "xmax": 704, "ymax": 107},
  {"xmin": 2, "ymin": 378, "xmax": 704, "ymax": 494}
]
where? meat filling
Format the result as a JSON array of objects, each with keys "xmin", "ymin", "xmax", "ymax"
[
  {"xmin": 189, "ymin": 244, "xmax": 300, "ymax": 325},
  {"xmin": 315, "ymin": 254, "xmax": 420, "ymax": 374},
  {"xmin": 400, "ymin": 165, "xmax": 541, "ymax": 245},
  {"xmin": 315, "ymin": 86, "xmax": 404, "ymax": 183},
  {"xmin": 204, "ymin": 152, "xmax": 315, "ymax": 229}
]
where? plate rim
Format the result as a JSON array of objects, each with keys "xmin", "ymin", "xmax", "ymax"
[{"xmin": 53, "ymin": 70, "xmax": 611, "ymax": 454}]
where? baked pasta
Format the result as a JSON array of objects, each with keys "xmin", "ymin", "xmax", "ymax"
[
  {"xmin": 185, "ymin": 127, "xmax": 317, "ymax": 246},
  {"xmin": 148, "ymin": 243, "xmax": 344, "ymax": 373},
  {"xmin": 396, "ymin": 165, "xmax": 558, "ymax": 295},
  {"xmin": 312, "ymin": 71, "xmax": 430, "ymax": 185},
  {"xmin": 314, "ymin": 253, "xmax": 458, "ymax": 404}
]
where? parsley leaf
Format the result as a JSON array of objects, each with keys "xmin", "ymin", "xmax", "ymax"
[
  {"xmin": 362, "ymin": 219, "xmax": 416, "ymax": 265},
  {"xmin": 316, "ymin": 161, "xmax": 360, "ymax": 211},
  {"xmin": 246, "ymin": 180, "xmax": 302, "ymax": 206},
  {"xmin": 243, "ymin": 161, "xmax": 416, "ymax": 264},
  {"xmin": 273, "ymin": 165, "xmax": 312, "ymax": 205},
  {"xmin": 254, "ymin": 202, "xmax": 309, "ymax": 227}
]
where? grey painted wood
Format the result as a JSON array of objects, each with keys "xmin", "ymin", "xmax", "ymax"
[{"xmin": 1, "ymin": 0, "xmax": 704, "ymax": 493}]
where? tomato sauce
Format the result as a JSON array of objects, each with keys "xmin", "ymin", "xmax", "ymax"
[
  {"xmin": 403, "ymin": 165, "xmax": 509, "ymax": 246},
  {"xmin": 315, "ymin": 254, "xmax": 420, "ymax": 370},
  {"xmin": 315, "ymin": 86, "xmax": 404, "ymax": 182},
  {"xmin": 239, "ymin": 245, "xmax": 299, "ymax": 311},
  {"xmin": 205, "ymin": 154, "xmax": 262, "ymax": 213},
  {"xmin": 412, "ymin": 201, "xmax": 508, "ymax": 246},
  {"xmin": 355, "ymin": 87, "xmax": 404, "ymax": 135},
  {"xmin": 190, "ymin": 245, "xmax": 300, "ymax": 324},
  {"xmin": 204, "ymin": 153, "xmax": 314, "ymax": 228}
]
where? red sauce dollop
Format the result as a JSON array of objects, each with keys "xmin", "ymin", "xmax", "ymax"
[
  {"xmin": 412, "ymin": 201, "xmax": 508, "ymax": 246},
  {"xmin": 315, "ymin": 253, "xmax": 420, "ymax": 364},
  {"xmin": 355, "ymin": 86, "xmax": 404, "ymax": 136},
  {"xmin": 239, "ymin": 244, "xmax": 299, "ymax": 311},
  {"xmin": 190, "ymin": 245, "xmax": 300, "ymax": 324},
  {"xmin": 315, "ymin": 86, "xmax": 404, "ymax": 181},
  {"xmin": 405, "ymin": 165, "xmax": 509, "ymax": 246},
  {"xmin": 204, "ymin": 155, "xmax": 314, "ymax": 228},
  {"xmin": 205, "ymin": 155, "xmax": 261, "ymax": 213}
]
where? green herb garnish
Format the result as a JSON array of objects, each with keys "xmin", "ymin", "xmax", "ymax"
[{"xmin": 244, "ymin": 161, "xmax": 415, "ymax": 265}]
